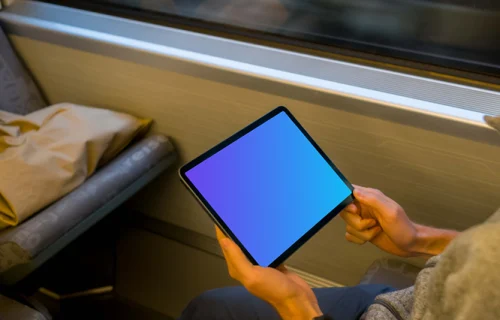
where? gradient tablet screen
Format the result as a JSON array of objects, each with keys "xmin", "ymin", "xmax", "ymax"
[{"xmin": 182, "ymin": 108, "xmax": 352, "ymax": 267}]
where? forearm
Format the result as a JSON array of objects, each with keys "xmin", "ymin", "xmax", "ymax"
[{"xmin": 411, "ymin": 224, "xmax": 460, "ymax": 256}]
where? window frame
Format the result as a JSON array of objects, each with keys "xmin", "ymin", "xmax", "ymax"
[
  {"xmin": 38, "ymin": 0, "xmax": 500, "ymax": 87},
  {"xmin": 1, "ymin": 0, "xmax": 499, "ymax": 147}
]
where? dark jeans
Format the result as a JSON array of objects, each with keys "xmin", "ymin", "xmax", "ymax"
[{"xmin": 178, "ymin": 284, "xmax": 395, "ymax": 320}]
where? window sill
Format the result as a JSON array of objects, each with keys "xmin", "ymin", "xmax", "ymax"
[{"xmin": 1, "ymin": 0, "xmax": 499, "ymax": 145}]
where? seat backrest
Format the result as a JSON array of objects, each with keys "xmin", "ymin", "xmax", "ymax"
[{"xmin": 0, "ymin": 26, "xmax": 46, "ymax": 114}]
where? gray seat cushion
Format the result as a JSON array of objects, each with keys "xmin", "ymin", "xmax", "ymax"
[
  {"xmin": 0, "ymin": 26, "xmax": 46, "ymax": 114},
  {"xmin": 0, "ymin": 134, "xmax": 175, "ymax": 274}
]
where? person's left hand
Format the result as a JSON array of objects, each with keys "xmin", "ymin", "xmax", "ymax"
[{"xmin": 215, "ymin": 226, "xmax": 323, "ymax": 320}]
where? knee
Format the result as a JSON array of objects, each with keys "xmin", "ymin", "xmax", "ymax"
[{"xmin": 179, "ymin": 288, "xmax": 231, "ymax": 319}]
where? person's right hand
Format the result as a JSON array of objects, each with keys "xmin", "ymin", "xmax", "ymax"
[{"xmin": 340, "ymin": 185, "xmax": 419, "ymax": 257}]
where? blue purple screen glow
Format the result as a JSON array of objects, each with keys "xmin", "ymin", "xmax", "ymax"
[{"xmin": 185, "ymin": 111, "xmax": 351, "ymax": 266}]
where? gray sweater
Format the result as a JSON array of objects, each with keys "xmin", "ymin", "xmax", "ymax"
[{"xmin": 363, "ymin": 115, "xmax": 500, "ymax": 320}]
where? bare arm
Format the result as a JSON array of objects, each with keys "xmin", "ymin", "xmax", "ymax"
[
  {"xmin": 340, "ymin": 186, "xmax": 460, "ymax": 257},
  {"xmin": 412, "ymin": 224, "xmax": 460, "ymax": 256}
]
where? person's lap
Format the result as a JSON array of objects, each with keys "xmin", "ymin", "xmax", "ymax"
[{"xmin": 178, "ymin": 284, "xmax": 394, "ymax": 320}]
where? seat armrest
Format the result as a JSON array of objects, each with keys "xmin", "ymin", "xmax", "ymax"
[{"xmin": 0, "ymin": 135, "xmax": 176, "ymax": 282}]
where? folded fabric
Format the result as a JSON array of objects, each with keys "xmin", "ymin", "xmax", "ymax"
[{"xmin": 0, "ymin": 103, "xmax": 151, "ymax": 229}]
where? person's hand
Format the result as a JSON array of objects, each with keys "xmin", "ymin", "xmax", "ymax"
[
  {"xmin": 340, "ymin": 185, "xmax": 419, "ymax": 257},
  {"xmin": 215, "ymin": 226, "xmax": 323, "ymax": 320}
]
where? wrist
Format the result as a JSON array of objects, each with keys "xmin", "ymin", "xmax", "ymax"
[
  {"xmin": 273, "ymin": 297, "xmax": 323, "ymax": 320},
  {"xmin": 411, "ymin": 224, "xmax": 460, "ymax": 256}
]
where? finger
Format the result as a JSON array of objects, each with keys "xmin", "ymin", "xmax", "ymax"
[
  {"xmin": 346, "ymin": 224, "xmax": 382, "ymax": 242},
  {"xmin": 352, "ymin": 184, "xmax": 366, "ymax": 190},
  {"xmin": 343, "ymin": 203, "xmax": 358, "ymax": 214},
  {"xmin": 215, "ymin": 225, "xmax": 227, "ymax": 242},
  {"xmin": 345, "ymin": 232, "xmax": 366, "ymax": 245},
  {"xmin": 215, "ymin": 225, "xmax": 253, "ymax": 281},
  {"xmin": 215, "ymin": 226, "xmax": 237, "ymax": 275},
  {"xmin": 353, "ymin": 187, "xmax": 390, "ymax": 213},
  {"xmin": 340, "ymin": 211, "xmax": 377, "ymax": 231}
]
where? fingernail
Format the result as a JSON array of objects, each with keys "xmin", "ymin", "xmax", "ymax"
[
  {"xmin": 220, "ymin": 238, "xmax": 231, "ymax": 249},
  {"xmin": 354, "ymin": 189, "xmax": 363, "ymax": 197}
]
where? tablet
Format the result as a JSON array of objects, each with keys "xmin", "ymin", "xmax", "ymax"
[{"xmin": 179, "ymin": 106, "xmax": 353, "ymax": 267}]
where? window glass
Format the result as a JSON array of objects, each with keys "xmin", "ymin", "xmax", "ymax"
[{"xmin": 45, "ymin": 0, "xmax": 500, "ymax": 78}]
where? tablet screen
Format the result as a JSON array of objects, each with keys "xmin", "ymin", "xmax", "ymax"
[{"xmin": 182, "ymin": 108, "xmax": 352, "ymax": 267}]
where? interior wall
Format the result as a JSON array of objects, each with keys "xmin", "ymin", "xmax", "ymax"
[
  {"xmin": 116, "ymin": 228, "xmax": 239, "ymax": 318},
  {"xmin": 8, "ymin": 35, "xmax": 500, "ymax": 296}
]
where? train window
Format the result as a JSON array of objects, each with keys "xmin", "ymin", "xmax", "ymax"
[{"xmin": 40, "ymin": 0, "xmax": 500, "ymax": 80}]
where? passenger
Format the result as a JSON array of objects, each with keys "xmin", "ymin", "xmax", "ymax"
[{"xmin": 178, "ymin": 116, "xmax": 500, "ymax": 320}]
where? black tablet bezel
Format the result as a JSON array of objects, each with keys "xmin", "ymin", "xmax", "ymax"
[{"xmin": 179, "ymin": 106, "xmax": 354, "ymax": 267}]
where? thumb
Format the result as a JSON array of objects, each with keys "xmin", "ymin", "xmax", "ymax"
[
  {"xmin": 215, "ymin": 226, "xmax": 253, "ymax": 278},
  {"xmin": 353, "ymin": 187, "xmax": 388, "ymax": 213}
]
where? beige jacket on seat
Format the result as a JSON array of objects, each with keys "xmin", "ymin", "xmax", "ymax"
[{"xmin": 0, "ymin": 103, "xmax": 150, "ymax": 228}]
